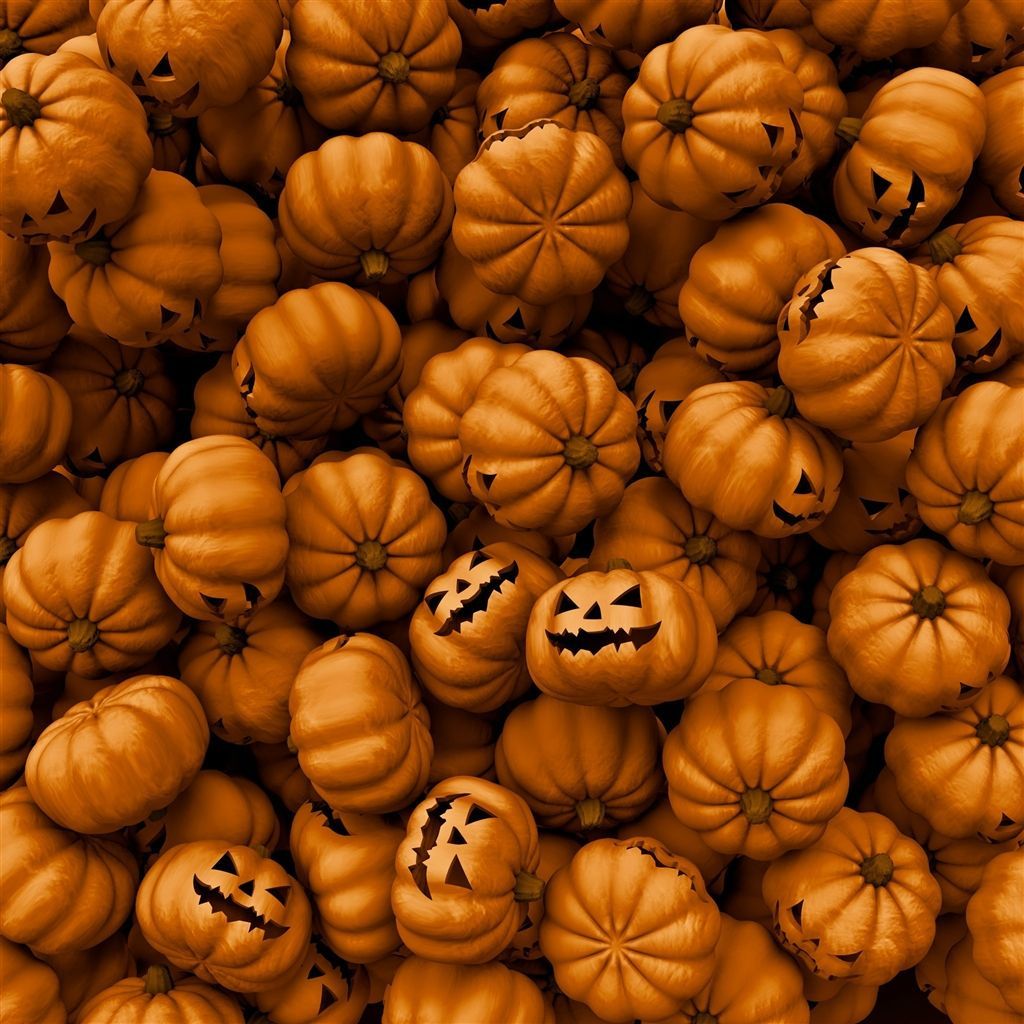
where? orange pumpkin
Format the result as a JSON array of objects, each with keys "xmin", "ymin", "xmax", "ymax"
[
  {"xmin": 810, "ymin": 552, "xmax": 859, "ymax": 632},
  {"xmin": 145, "ymin": 106, "xmax": 193, "ymax": 174},
  {"xmin": 562, "ymin": 327, "xmax": 647, "ymax": 394},
  {"xmin": 0, "ymin": 937, "xmax": 65, "ymax": 1024},
  {"xmin": 0, "ymin": 364, "xmax": 72, "ymax": 484},
  {"xmin": 77, "ymin": 965, "xmax": 243, "ymax": 1023},
  {"xmin": 0, "ymin": 625, "xmax": 32, "ymax": 785},
  {"xmin": 554, "ymin": 0, "xmax": 722, "ymax": 56},
  {"xmin": 805, "ymin": 971, "xmax": 879, "ymax": 1024},
  {"xmin": 763, "ymin": 808, "xmax": 942, "ymax": 986},
  {"xmin": 745, "ymin": 535, "xmax": 815, "ymax": 615},
  {"xmin": 978, "ymin": 68, "xmax": 1024, "ymax": 217},
  {"xmin": 40, "ymin": 932, "xmax": 135, "ymax": 1024},
  {"xmin": 0, "ymin": 233, "xmax": 70, "ymax": 362},
  {"xmin": 254, "ymin": 941, "xmax": 369, "ymax": 1024},
  {"xmin": 3, "ymin": 511, "xmax": 181, "ymax": 677},
  {"xmin": 0, "ymin": 2, "xmax": 94, "ymax": 60},
  {"xmin": 96, "ymin": 452, "xmax": 167, "ymax": 523},
  {"xmin": 943, "ymin": 930, "xmax": 1023, "ymax": 1024},
  {"xmin": 915, "ymin": 913, "xmax": 967, "ymax": 1015},
  {"xmin": 444, "ymin": 506, "xmax": 575, "ymax": 565},
  {"xmin": 252, "ymin": 740, "xmax": 314, "ymax": 813},
  {"xmin": 966, "ymin": 849, "xmax": 1024, "ymax": 1012},
  {"xmin": 426, "ymin": 700, "xmax": 496, "ymax": 786},
  {"xmin": 425, "ymin": 67, "xmax": 479, "ymax": 186}
]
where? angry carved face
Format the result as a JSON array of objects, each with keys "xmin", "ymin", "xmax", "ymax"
[{"xmin": 422, "ymin": 549, "xmax": 521, "ymax": 638}]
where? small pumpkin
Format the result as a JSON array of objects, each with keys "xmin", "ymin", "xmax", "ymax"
[
  {"xmin": 41, "ymin": 932, "xmax": 135, "ymax": 1024},
  {"xmin": 254, "ymin": 941, "xmax": 369, "ymax": 1024},
  {"xmin": 0, "ymin": 232, "xmax": 70, "ymax": 362},
  {"xmin": 810, "ymin": 552, "xmax": 859, "ymax": 632},
  {"xmin": 0, "ymin": 625, "xmax": 32, "ymax": 785},
  {"xmin": 0, "ymin": 364, "xmax": 72, "ymax": 484},
  {"xmin": 965, "ymin": 849, "xmax": 1024, "ymax": 1012},
  {"xmin": 0, "ymin": 2, "xmax": 94, "ymax": 62},
  {"xmin": 0, "ymin": 937, "xmax": 65, "ymax": 1024},
  {"xmin": 978, "ymin": 68, "xmax": 1024, "ymax": 217},
  {"xmin": 943, "ymin": 930, "xmax": 1024, "ymax": 1024},
  {"xmin": 96, "ymin": 452, "xmax": 167, "ymax": 523},
  {"xmin": 424, "ymin": 67, "xmax": 479, "ymax": 186},
  {"xmin": 554, "ymin": 0, "xmax": 722, "ymax": 56},
  {"xmin": 78, "ymin": 965, "xmax": 243, "ymax": 1023},
  {"xmin": 252, "ymin": 741, "xmax": 314, "ymax": 813},
  {"xmin": 746, "ymin": 535, "xmax": 815, "ymax": 615}
]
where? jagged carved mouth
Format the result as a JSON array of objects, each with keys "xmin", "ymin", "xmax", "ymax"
[
  {"xmin": 431, "ymin": 562, "xmax": 519, "ymax": 637},
  {"xmin": 545, "ymin": 622, "xmax": 661, "ymax": 655},
  {"xmin": 192, "ymin": 874, "xmax": 289, "ymax": 940}
]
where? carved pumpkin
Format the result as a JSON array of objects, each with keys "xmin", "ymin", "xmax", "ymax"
[
  {"xmin": 392, "ymin": 776, "xmax": 544, "ymax": 964},
  {"xmin": 3, "ymin": 511, "xmax": 181, "ymax": 677},
  {"xmin": 804, "ymin": 968, "xmax": 879, "ymax": 1024},
  {"xmin": 40, "ymin": 932, "xmax": 135, "ymax": 1024},
  {"xmin": 944, "ymin": 930, "xmax": 1023, "ymax": 1024},
  {"xmin": 255, "ymin": 940, "xmax": 369, "ymax": 1024},
  {"xmin": 0, "ymin": 786, "xmax": 138, "ymax": 954},
  {"xmin": 663, "ymin": 381, "xmax": 843, "ymax": 538},
  {"xmin": 554, "ymin": 0, "xmax": 722, "ymax": 56},
  {"xmin": 453, "ymin": 120, "xmax": 630, "ymax": 306},
  {"xmin": 677, "ymin": 204, "xmax": 845, "ymax": 374},
  {"xmin": 459, "ymin": 350, "xmax": 640, "ymax": 536},
  {"xmin": 922, "ymin": 0, "xmax": 1023, "ymax": 78},
  {"xmin": 290, "ymin": 799, "xmax": 404, "ymax": 964},
  {"xmin": 135, "ymin": 839, "xmax": 312, "ymax": 992},
  {"xmin": 0, "ymin": 625, "xmax": 32, "ymax": 785},
  {"xmin": 906, "ymin": 381, "xmax": 1024, "ymax": 566},
  {"xmin": 0, "ymin": 937, "xmax": 65, "ymax": 1024},
  {"xmin": 97, "ymin": 452, "xmax": 167, "ymax": 523},
  {"xmin": 0, "ymin": 51, "xmax": 150, "ymax": 243},
  {"xmin": 540, "ymin": 837, "xmax": 721, "ymax": 1023},
  {"xmin": 78, "ymin": 964, "xmax": 244, "ymax": 1022},
  {"xmin": 763, "ymin": 808, "xmax": 942, "ymax": 986},
  {"xmin": 828, "ymin": 538, "xmax": 1011, "ymax": 716},
  {"xmin": 745, "ymin": 535, "xmax": 814, "ymax": 615},
  {"xmin": 410, "ymin": 542, "xmax": 563, "ymax": 713},
  {"xmin": 979, "ymin": 68, "xmax": 1024, "ymax": 218},
  {"xmin": 0, "ymin": 233, "xmax": 70, "ymax": 362},
  {"xmin": 0, "ymin": 364, "xmax": 71, "ymax": 484},
  {"xmin": 965, "ymin": 849, "xmax": 1024, "ymax": 1012}
]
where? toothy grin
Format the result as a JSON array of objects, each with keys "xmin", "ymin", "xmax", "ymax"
[{"xmin": 545, "ymin": 623, "xmax": 662, "ymax": 655}]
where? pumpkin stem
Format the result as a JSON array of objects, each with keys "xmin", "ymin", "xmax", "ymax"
[
  {"xmin": 431, "ymin": 104, "xmax": 450, "ymax": 125},
  {"xmin": 911, "ymin": 585, "xmax": 946, "ymax": 620},
  {"xmin": 74, "ymin": 234, "xmax": 113, "ymax": 267},
  {"xmin": 377, "ymin": 51, "xmax": 411, "ymax": 84},
  {"xmin": 860, "ymin": 852, "xmax": 894, "ymax": 887},
  {"xmin": 147, "ymin": 109, "xmax": 177, "ymax": 136},
  {"xmin": 514, "ymin": 870, "xmax": 545, "ymax": 902},
  {"xmin": 656, "ymin": 98, "xmax": 693, "ymax": 133},
  {"xmin": 976, "ymin": 713, "xmax": 1010, "ymax": 747},
  {"xmin": 1, "ymin": 87, "xmax": 42, "ymax": 127},
  {"xmin": 927, "ymin": 231, "xmax": 963, "ymax": 265},
  {"xmin": 0, "ymin": 29, "xmax": 23, "ymax": 61},
  {"xmin": 606, "ymin": 558, "xmax": 633, "ymax": 571},
  {"xmin": 215, "ymin": 623, "xmax": 249, "ymax": 656},
  {"xmin": 286, "ymin": 735, "xmax": 298, "ymax": 754},
  {"xmin": 360, "ymin": 249, "xmax": 390, "ymax": 281},
  {"xmin": 764, "ymin": 386, "xmax": 794, "ymax": 418},
  {"xmin": 624, "ymin": 285, "xmax": 655, "ymax": 317},
  {"xmin": 274, "ymin": 77, "xmax": 303, "ymax": 108},
  {"xmin": 755, "ymin": 667, "xmax": 782, "ymax": 685},
  {"xmin": 575, "ymin": 798, "xmax": 606, "ymax": 829},
  {"xmin": 740, "ymin": 787, "xmax": 773, "ymax": 824},
  {"xmin": 67, "ymin": 618, "xmax": 100, "ymax": 653},
  {"xmin": 958, "ymin": 490, "xmax": 994, "ymax": 525},
  {"xmin": 355, "ymin": 539, "xmax": 388, "ymax": 571},
  {"xmin": 563, "ymin": 435, "xmax": 598, "ymax": 469},
  {"xmin": 0, "ymin": 535, "xmax": 16, "ymax": 566},
  {"xmin": 767, "ymin": 564, "xmax": 799, "ymax": 595},
  {"xmin": 835, "ymin": 116, "xmax": 862, "ymax": 146},
  {"xmin": 143, "ymin": 965, "xmax": 174, "ymax": 995},
  {"xmin": 135, "ymin": 518, "xmax": 167, "ymax": 549},
  {"xmin": 568, "ymin": 77, "xmax": 601, "ymax": 110},
  {"xmin": 113, "ymin": 367, "xmax": 145, "ymax": 398},
  {"xmin": 693, "ymin": 1013, "xmax": 719, "ymax": 1024},
  {"xmin": 684, "ymin": 534, "xmax": 717, "ymax": 565},
  {"xmin": 251, "ymin": 843, "xmax": 270, "ymax": 858},
  {"xmin": 612, "ymin": 363, "xmax": 639, "ymax": 392}
]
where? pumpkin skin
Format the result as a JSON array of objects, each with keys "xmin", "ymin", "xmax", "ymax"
[
  {"xmin": 527, "ymin": 565, "xmax": 718, "ymax": 706},
  {"xmin": 944, "ymin": 931, "xmax": 1024, "ymax": 1024},
  {"xmin": 453, "ymin": 120, "xmax": 631, "ymax": 306},
  {"xmin": 93, "ymin": 0, "xmax": 282, "ymax": 116},
  {"xmin": 279, "ymin": 134, "xmax": 454, "ymax": 285},
  {"xmin": 828, "ymin": 538, "xmax": 1011, "ymax": 716},
  {"xmin": 391, "ymin": 776, "xmax": 543, "ymax": 965},
  {"xmin": 979, "ymin": 69, "xmax": 1024, "ymax": 217},
  {"xmin": 459, "ymin": 350, "xmax": 640, "ymax": 536},
  {"xmin": 777, "ymin": 249, "xmax": 956, "ymax": 441},
  {"xmin": 0, "ymin": 233, "xmax": 70, "ymax": 362},
  {"xmin": 0, "ymin": 1, "xmax": 94, "ymax": 61},
  {"xmin": 425, "ymin": 66, "xmax": 479, "ymax": 186},
  {"xmin": 540, "ymin": 837, "xmax": 721, "ymax": 1023},
  {"xmin": 3, "ymin": 511, "xmax": 181, "ymax": 678},
  {"xmin": 562, "ymin": 328, "xmax": 647, "ymax": 395},
  {"xmin": 833, "ymin": 69, "xmax": 986, "ymax": 247},
  {"xmin": 621, "ymin": 25, "xmax": 804, "ymax": 221},
  {"xmin": 762, "ymin": 808, "xmax": 942, "ymax": 986},
  {"xmin": 663, "ymin": 381, "xmax": 843, "ymax": 538},
  {"xmin": 0, "ymin": 786, "xmax": 138, "ymax": 954},
  {"xmin": 284, "ymin": 453, "xmax": 447, "ymax": 631},
  {"xmin": 426, "ymin": 701, "xmax": 496, "ymax": 786},
  {"xmin": 47, "ymin": 171, "xmax": 224, "ymax": 347},
  {"xmin": 0, "ymin": 364, "xmax": 72, "ymax": 484},
  {"xmin": 136, "ymin": 435, "xmax": 289, "ymax": 623},
  {"xmin": 915, "ymin": 913, "xmax": 967, "ymax": 1014},
  {"xmin": 96, "ymin": 451, "xmax": 167, "ymax": 523},
  {"xmin": 920, "ymin": 0, "xmax": 1024, "ymax": 78},
  {"xmin": 444, "ymin": 507, "xmax": 575, "ymax": 566},
  {"xmin": 678, "ymin": 204, "xmax": 845, "ymax": 375},
  {"xmin": 496, "ymin": 696, "xmax": 664, "ymax": 831},
  {"xmin": 811, "ymin": 552, "xmax": 859, "ymax": 633},
  {"xmin": 255, "ymin": 941, "xmax": 369, "ymax": 1024},
  {"xmin": 43, "ymin": 933, "xmax": 134, "ymax": 1024},
  {"xmin": 253, "ymin": 741, "xmax": 314, "ymax": 814},
  {"xmin": 232, "ymin": 282, "xmax": 402, "ymax": 440},
  {"xmin": 410, "ymin": 542, "xmax": 564, "ymax": 713},
  {"xmin": 554, "ymin": 0, "xmax": 722, "ymax": 56},
  {"xmin": 906, "ymin": 382, "xmax": 1024, "ymax": 566},
  {"xmin": 285, "ymin": 0, "xmax": 461, "ymax": 133},
  {"xmin": 26, "ymin": 674, "xmax": 208, "ymax": 834},
  {"xmin": 886, "ymin": 675, "xmax": 1024, "ymax": 843},
  {"xmin": 0, "ymin": 51, "xmax": 150, "ymax": 243},
  {"xmin": 135, "ymin": 839, "xmax": 312, "ymax": 993},
  {"xmin": 290, "ymin": 800, "xmax": 403, "ymax": 965},
  {"xmin": 966, "ymin": 850, "xmax": 1024, "ymax": 1012},
  {"xmin": 745, "ymin": 535, "xmax": 814, "ymax": 616},
  {"xmin": 0, "ymin": 938, "xmax": 65, "ymax": 1024},
  {"xmin": 0, "ymin": 625, "xmax": 32, "ymax": 784},
  {"xmin": 78, "ymin": 965, "xmax": 243, "ymax": 1023}
]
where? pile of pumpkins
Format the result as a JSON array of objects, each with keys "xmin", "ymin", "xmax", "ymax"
[{"xmin": 2, "ymin": 0, "xmax": 1023, "ymax": 1022}]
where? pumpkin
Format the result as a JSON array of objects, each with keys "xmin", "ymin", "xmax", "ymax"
[
  {"xmin": 777, "ymin": 249, "xmax": 956, "ymax": 440},
  {"xmin": 41, "ymin": 933, "xmax": 135, "ymax": 1024},
  {"xmin": 404, "ymin": 336, "xmax": 529, "ymax": 502},
  {"xmin": 3, "ymin": 511, "xmax": 181, "ymax": 677},
  {"xmin": 915, "ymin": 914, "xmax": 967, "ymax": 1014},
  {"xmin": 0, "ymin": 625, "xmax": 32, "ymax": 784},
  {"xmin": 994, "ymin": 564, "xmax": 1024, "ymax": 675},
  {"xmin": 285, "ymin": 0, "xmax": 461, "ymax": 133},
  {"xmin": 45, "ymin": 332, "xmax": 175, "ymax": 475},
  {"xmin": 806, "ymin": 973, "xmax": 879, "ymax": 1024},
  {"xmin": 885, "ymin": 674, "xmax": 1024, "ymax": 843},
  {"xmin": 720, "ymin": 857, "xmax": 772, "ymax": 930},
  {"xmin": 47, "ymin": 171, "xmax": 224, "ymax": 346},
  {"xmin": 255, "ymin": 941, "xmax": 369, "ymax": 1024},
  {"xmin": 554, "ymin": 0, "xmax": 722, "ymax": 55},
  {"xmin": 944, "ymin": 931, "xmax": 1024, "ymax": 1024},
  {"xmin": 453, "ymin": 120, "xmax": 631, "ymax": 305},
  {"xmin": 284, "ymin": 453, "xmax": 447, "ymax": 630},
  {"xmin": 540, "ymin": 836, "xmax": 721, "ymax": 1023},
  {"xmin": 833, "ymin": 69, "xmax": 986, "ymax": 247},
  {"xmin": 0, "ymin": 233, "xmax": 70, "ymax": 362},
  {"xmin": 279, "ymin": 134, "xmax": 454, "ymax": 285},
  {"xmin": 813, "ymin": 431, "xmax": 921, "ymax": 553},
  {"xmin": 459, "ymin": 350, "xmax": 640, "ymax": 536},
  {"xmin": 562, "ymin": 328, "xmax": 647, "ymax": 394},
  {"xmin": 0, "ymin": 51, "xmax": 150, "ymax": 243},
  {"xmin": 78, "ymin": 965, "xmax": 243, "ymax": 1022},
  {"xmin": 0, "ymin": 938, "xmax": 65, "ymax": 1024},
  {"xmin": 727, "ymin": 0, "xmax": 833, "ymax": 50},
  {"xmin": 135, "ymin": 434, "xmax": 289, "ymax": 622},
  {"xmin": 410, "ymin": 542, "xmax": 562, "ymax": 712},
  {"xmin": 662, "ymin": 381, "xmax": 843, "ymax": 538},
  {"xmin": 196, "ymin": 31, "xmax": 327, "ymax": 200},
  {"xmin": 621, "ymin": 25, "xmax": 803, "ymax": 221},
  {"xmin": 232, "ymin": 282, "xmax": 402, "ymax": 440},
  {"xmin": 762, "ymin": 808, "xmax": 942, "ymax": 986},
  {"xmin": 96, "ymin": 452, "xmax": 167, "ymax": 522},
  {"xmin": 145, "ymin": 106, "xmax": 192, "ymax": 173},
  {"xmin": 426, "ymin": 700, "xmax": 496, "ymax": 785},
  {"xmin": 810, "ymin": 552, "xmax": 859, "ymax": 632},
  {"xmin": 134, "ymin": 839, "xmax": 312, "ymax": 992},
  {"xmin": 966, "ymin": 849, "xmax": 1024, "ymax": 1011},
  {"xmin": 0, "ymin": 1, "xmax": 94, "ymax": 62},
  {"xmin": 526, "ymin": 564, "xmax": 718, "ymax": 706},
  {"xmin": 746, "ymin": 535, "xmax": 815, "ymax": 615},
  {"xmin": 828, "ymin": 538, "xmax": 1011, "ymax": 716},
  {"xmin": 920, "ymin": 0, "xmax": 1024, "ymax": 77},
  {"xmin": 978, "ymin": 69, "xmax": 1024, "ymax": 217},
  {"xmin": 496, "ymin": 696, "xmax": 664, "ymax": 831},
  {"xmin": 906, "ymin": 381, "xmax": 1024, "ymax": 565},
  {"xmin": 25, "ymin": 673, "xmax": 208, "ymax": 833},
  {"xmin": 425, "ymin": 66, "xmax": 479, "ymax": 185},
  {"xmin": 444, "ymin": 506, "xmax": 574, "ymax": 565},
  {"xmin": 93, "ymin": 0, "xmax": 282, "ymax": 116},
  {"xmin": 0, "ymin": 364, "xmax": 72, "ymax": 484},
  {"xmin": 0, "ymin": 786, "xmax": 138, "ymax": 954},
  {"xmin": 381, "ymin": 957, "xmax": 550, "ymax": 1024},
  {"xmin": 252, "ymin": 741, "xmax": 314, "ymax": 813},
  {"xmin": 290, "ymin": 799, "xmax": 404, "ymax": 964},
  {"xmin": 678, "ymin": 204, "xmax": 845, "ymax": 375}
]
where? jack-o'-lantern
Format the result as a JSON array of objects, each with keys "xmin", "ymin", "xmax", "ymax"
[{"xmin": 409, "ymin": 542, "xmax": 563, "ymax": 713}]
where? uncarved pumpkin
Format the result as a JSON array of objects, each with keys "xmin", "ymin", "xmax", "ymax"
[
  {"xmin": 0, "ymin": 1, "xmax": 94, "ymax": 60},
  {"xmin": 0, "ymin": 232, "xmax": 70, "ymax": 362},
  {"xmin": 0, "ymin": 364, "xmax": 72, "ymax": 484},
  {"xmin": 943, "ymin": 930, "xmax": 1023, "ymax": 1024},
  {"xmin": 0, "ymin": 937, "xmax": 65, "ymax": 1024},
  {"xmin": 96, "ymin": 452, "xmax": 167, "ymax": 523},
  {"xmin": 78, "ymin": 965, "xmax": 244, "ymax": 1023},
  {"xmin": 40, "ymin": 932, "xmax": 135, "ymax": 1024},
  {"xmin": 554, "ymin": 0, "xmax": 722, "ymax": 56},
  {"xmin": 966, "ymin": 849, "xmax": 1024, "ymax": 1013}
]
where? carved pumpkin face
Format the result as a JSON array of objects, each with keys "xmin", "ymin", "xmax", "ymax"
[
  {"xmin": 421, "ymin": 547, "xmax": 523, "ymax": 640},
  {"xmin": 191, "ymin": 849, "xmax": 296, "ymax": 941},
  {"xmin": 255, "ymin": 939, "xmax": 369, "ymax": 1023}
]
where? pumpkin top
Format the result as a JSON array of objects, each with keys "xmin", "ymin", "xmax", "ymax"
[
  {"xmin": 860, "ymin": 852, "xmax": 894, "ymax": 887},
  {"xmin": 976, "ymin": 713, "xmax": 1011, "ymax": 748},
  {"xmin": 655, "ymin": 97, "xmax": 693, "ymax": 132},
  {"xmin": 911, "ymin": 584, "xmax": 946, "ymax": 619},
  {"xmin": 144, "ymin": 965, "xmax": 174, "ymax": 996},
  {"xmin": 1, "ymin": 86, "xmax": 41, "ymax": 126}
]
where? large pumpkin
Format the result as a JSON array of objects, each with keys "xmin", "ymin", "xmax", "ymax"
[
  {"xmin": 0, "ymin": 232, "xmax": 70, "ymax": 362},
  {"xmin": 0, "ymin": 364, "xmax": 72, "ymax": 484},
  {"xmin": 78, "ymin": 965, "xmax": 243, "ymax": 1023},
  {"xmin": 978, "ymin": 68, "xmax": 1024, "ymax": 218},
  {"xmin": 96, "ymin": 451, "xmax": 167, "ymax": 523},
  {"xmin": 943, "ymin": 930, "xmax": 1023, "ymax": 1024},
  {"xmin": 966, "ymin": 850, "xmax": 1024, "ymax": 1013},
  {"xmin": 254, "ymin": 941, "xmax": 369, "ymax": 1024},
  {"xmin": 554, "ymin": 0, "xmax": 722, "ymax": 56},
  {"xmin": 0, "ymin": 937, "xmax": 65, "ymax": 1024}
]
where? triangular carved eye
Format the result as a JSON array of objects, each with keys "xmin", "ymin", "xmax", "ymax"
[
  {"xmin": 200, "ymin": 593, "xmax": 226, "ymax": 614},
  {"xmin": 465, "ymin": 803, "xmax": 495, "ymax": 824},
  {"xmin": 859, "ymin": 497, "xmax": 891, "ymax": 518},
  {"xmin": 476, "ymin": 471, "xmax": 497, "ymax": 491},
  {"xmin": 659, "ymin": 399, "xmax": 683, "ymax": 423},
  {"xmin": 793, "ymin": 470, "xmax": 816, "ymax": 495},
  {"xmin": 790, "ymin": 900, "xmax": 804, "ymax": 926},
  {"xmin": 318, "ymin": 986, "xmax": 339, "ymax": 1014},
  {"xmin": 897, "ymin": 488, "xmax": 912, "ymax": 503},
  {"xmin": 48, "ymin": 192, "xmax": 69, "ymax": 215},
  {"xmin": 611, "ymin": 585, "xmax": 642, "ymax": 608},
  {"xmin": 762, "ymin": 122, "xmax": 781, "ymax": 147},
  {"xmin": 469, "ymin": 549, "xmax": 489, "ymax": 568},
  {"xmin": 308, "ymin": 963, "xmax": 325, "ymax": 979},
  {"xmin": 238, "ymin": 879, "xmax": 255, "ymax": 896},
  {"xmin": 266, "ymin": 885, "xmax": 291, "ymax": 905},
  {"xmin": 503, "ymin": 307, "xmax": 525, "ymax": 330},
  {"xmin": 449, "ymin": 827, "xmax": 467, "ymax": 845},
  {"xmin": 871, "ymin": 170, "xmax": 890, "ymax": 200},
  {"xmin": 835, "ymin": 950, "xmax": 861, "ymax": 963},
  {"xmin": 424, "ymin": 591, "xmax": 445, "ymax": 614},
  {"xmin": 212, "ymin": 852, "xmax": 238, "ymax": 875},
  {"xmin": 955, "ymin": 307, "xmax": 976, "ymax": 333},
  {"xmin": 493, "ymin": 108, "xmax": 508, "ymax": 130},
  {"xmin": 557, "ymin": 592, "xmax": 579, "ymax": 614},
  {"xmin": 151, "ymin": 53, "xmax": 175, "ymax": 78},
  {"xmin": 455, "ymin": 578, "xmax": 470, "ymax": 593},
  {"xmin": 445, "ymin": 855, "xmax": 472, "ymax": 889}
]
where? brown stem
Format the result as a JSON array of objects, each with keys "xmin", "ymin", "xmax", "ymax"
[
  {"xmin": 135, "ymin": 518, "xmax": 167, "ymax": 549},
  {"xmin": 927, "ymin": 231, "xmax": 963, "ymax": 266},
  {"xmin": 612, "ymin": 363, "xmax": 639, "ymax": 392},
  {"xmin": 563, "ymin": 435, "xmax": 598, "ymax": 469},
  {"xmin": 377, "ymin": 51, "xmax": 410, "ymax": 84},
  {"xmin": 756, "ymin": 667, "xmax": 782, "ymax": 685},
  {"xmin": 274, "ymin": 77, "xmax": 303, "ymax": 108},
  {"xmin": 143, "ymin": 965, "xmax": 174, "ymax": 996},
  {"xmin": 113, "ymin": 368, "xmax": 145, "ymax": 397},
  {"xmin": 360, "ymin": 249, "xmax": 390, "ymax": 281},
  {"xmin": 976, "ymin": 713, "xmax": 1010, "ymax": 748},
  {"xmin": 67, "ymin": 618, "xmax": 100, "ymax": 652},
  {"xmin": 514, "ymin": 870, "xmax": 545, "ymax": 902},
  {"xmin": 624, "ymin": 285, "xmax": 655, "ymax": 317},
  {"xmin": 147, "ymin": 109, "xmax": 177, "ymax": 136},
  {"xmin": 215, "ymin": 623, "xmax": 248, "ymax": 656},
  {"xmin": 740, "ymin": 787, "xmax": 773, "ymax": 824},
  {"xmin": 860, "ymin": 852, "xmax": 894, "ymax": 887},
  {"xmin": 75, "ymin": 234, "xmax": 113, "ymax": 267},
  {"xmin": 656, "ymin": 98, "xmax": 693, "ymax": 132},
  {"xmin": 911, "ymin": 585, "xmax": 945, "ymax": 620},
  {"xmin": 606, "ymin": 558, "xmax": 633, "ymax": 571},
  {"xmin": 0, "ymin": 29, "xmax": 23, "ymax": 61},
  {"xmin": 693, "ymin": 1014, "xmax": 719, "ymax": 1024},
  {"xmin": 958, "ymin": 490, "xmax": 993, "ymax": 525},
  {"xmin": 568, "ymin": 78, "xmax": 600, "ymax": 110},
  {"xmin": 684, "ymin": 534, "xmax": 717, "ymax": 565},
  {"xmin": 835, "ymin": 117, "xmax": 862, "ymax": 146},
  {"xmin": 767, "ymin": 564, "xmax": 799, "ymax": 595},
  {"xmin": 575, "ymin": 798, "xmax": 606, "ymax": 829},
  {"xmin": 1, "ymin": 87, "xmax": 42, "ymax": 127},
  {"xmin": 355, "ymin": 539, "xmax": 387, "ymax": 571},
  {"xmin": 764, "ymin": 386, "xmax": 794, "ymax": 418},
  {"xmin": 251, "ymin": 843, "xmax": 270, "ymax": 859}
]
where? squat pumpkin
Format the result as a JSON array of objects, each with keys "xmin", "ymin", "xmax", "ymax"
[
  {"xmin": 0, "ymin": 233, "xmax": 70, "ymax": 362},
  {"xmin": 965, "ymin": 850, "xmax": 1024, "ymax": 1013},
  {"xmin": 0, "ymin": 364, "xmax": 72, "ymax": 485}
]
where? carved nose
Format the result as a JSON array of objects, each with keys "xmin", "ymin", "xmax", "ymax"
[
  {"xmin": 584, "ymin": 602, "xmax": 601, "ymax": 620},
  {"xmin": 455, "ymin": 579, "xmax": 470, "ymax": 592}
]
